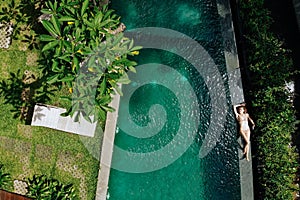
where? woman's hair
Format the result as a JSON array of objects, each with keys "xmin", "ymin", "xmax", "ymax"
[{"xmin": 237, "ymin": 106, "xmax": 247, "ymax": 113}]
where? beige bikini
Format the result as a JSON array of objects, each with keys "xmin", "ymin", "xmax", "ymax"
[{"xmin": 238, "ymin": 114, "xmax": 250, "ymax": 131}]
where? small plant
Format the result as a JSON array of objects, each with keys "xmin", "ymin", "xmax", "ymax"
[
  {"xmin": 0, "ymin": 164, "xmax": 11, "ymax": 190},
  {"xmin": 26, "ymin": 174, "xmax": 77, "ymax": 199}
]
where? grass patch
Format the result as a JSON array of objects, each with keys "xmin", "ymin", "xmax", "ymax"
[
  {"xmin": 0, "ymin": 149, "xmax": 24, "ymax": 179},
  {"xmin": 0, "ymin": 98, "xmax": 18, "ymax": 136}
]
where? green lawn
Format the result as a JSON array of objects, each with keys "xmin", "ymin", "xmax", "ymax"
[{"xmin": 0, "ymin": 39, "xmax": 103, "ymax": 200}]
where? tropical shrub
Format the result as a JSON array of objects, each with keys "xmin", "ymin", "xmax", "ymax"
[
  {"xmin": 39, "ymin": 0, "xmax": 141, "ymax": 122},
  {"xmin": 0, "ymin": 0, "xmax": 141, "ymax": 122},
  {"xmin": 238, "ymin": 0, "xmax": 299, "ymax": 199},
  {"xmin": 61, "ymin": 33, "xmax": 141, "ymax": 122},
  {"xmin": 26, "ymin": 174, "xmax": 77, "ymax": 199}
]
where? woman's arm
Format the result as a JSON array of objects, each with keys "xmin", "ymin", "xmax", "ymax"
[
  {"xmin": 233, "ymin": 104, "xmax": 240, "ymax": 119},
  {"xmin": 248, "ymin": 115, "xmax": 255, "ymax": 129},
  {"xmin": 248, "ymin": 116, "xmax": 254, "ymax": 125}
]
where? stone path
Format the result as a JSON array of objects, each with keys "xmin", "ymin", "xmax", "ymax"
[{"xmin": 56, "ymin": 151, "xmax": 88, "ymax": 200}]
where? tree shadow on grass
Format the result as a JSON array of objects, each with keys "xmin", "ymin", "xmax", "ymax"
[{"xmin": 0, "ymin": 69, "xmax": 55, "ymax": 125}]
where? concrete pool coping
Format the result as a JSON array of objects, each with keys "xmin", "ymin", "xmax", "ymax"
[
  {"xmin": 95, "ymin": 0, "xmax": 254, "ymax": 199},
  {"xmin": 217, "ymin": 0, "xmax": 254, "ymax": 199},
  {"xmin": 95, "ymin": 92, "xmax": 121, "ymax": 200}
]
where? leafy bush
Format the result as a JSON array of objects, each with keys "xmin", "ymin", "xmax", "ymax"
[
  {"xmin": 238, "ymin": 0, "xmax": 299, "ymax": 199},
  {"xmin": 0, "ymin": 0, "xmax": 141, "ymax": 122},
  {"xmin": 39, "ymin": 0, "xmax": 141, "ymax": 122},
  {"xmin": 26, "ymin": 174, "xmax": 77, "ymax": 199}
]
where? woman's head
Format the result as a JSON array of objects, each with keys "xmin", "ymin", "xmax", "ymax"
[{"xmin": 237, "ymin": 106, "xmax": 247, "ymax": 114}]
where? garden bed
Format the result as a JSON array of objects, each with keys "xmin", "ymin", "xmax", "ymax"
[
  {"xmin": 0, "ymin": 0, "xmax": 140, "ymax": 199},
  {"xmin": 233, "ymin": 0, "xmax": 300, "ymax": 199}
]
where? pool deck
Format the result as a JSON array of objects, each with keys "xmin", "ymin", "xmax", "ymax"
[
  {"xmin": 95, "ymin": 92, "xmax": 120, "ymax": 200},
  {"xmin": 95, "ymin": 0, "xmax": 254, "ymax": 199},
  {"xmin": 217, "ymin": 0, "xmax": 254, "ymax": 199},
  {"xmin": 95, "ymin": 1, "xmax": 117, "ymax": 199}
]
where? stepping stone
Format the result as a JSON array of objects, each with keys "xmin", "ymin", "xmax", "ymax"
[
  {"xmin": 26, "ymin": 52, "xmax": 39, "ymax": 67},
  {"xmin": 0, "ymin": 23, "xmax": 13, "ymax": 49},
  {"xmin": 14, "ymin": 140, "xmax": 31, "ymax": 155},
  {"xmin": 13, "ymin": 180, "xmax": 28, "ymax": 196},
  {"xmin": 17, "ymin": 124, "xmax": 32, "ymax": 139},
  {"xmin": 35, "ymin": 144, "xmax": 52, "ymax": 161},
  {"xmin": 0, "ymin": 136, "xmax": 15, "ymax": 151}
]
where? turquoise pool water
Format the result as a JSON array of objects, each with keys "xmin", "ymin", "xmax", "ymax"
[{"xmin": 108, "ymin": 0, "xmax": 241, "ymax": 199}]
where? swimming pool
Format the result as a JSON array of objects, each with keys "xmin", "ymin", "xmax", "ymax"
[{"xmin": 107, "ymin": 0, "xmax": 242, "ymax": 199}]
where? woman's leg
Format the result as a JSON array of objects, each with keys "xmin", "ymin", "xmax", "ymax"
[{"xmin": 240, "ymin": 130, "xmax": 251, "ymax": 160}]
